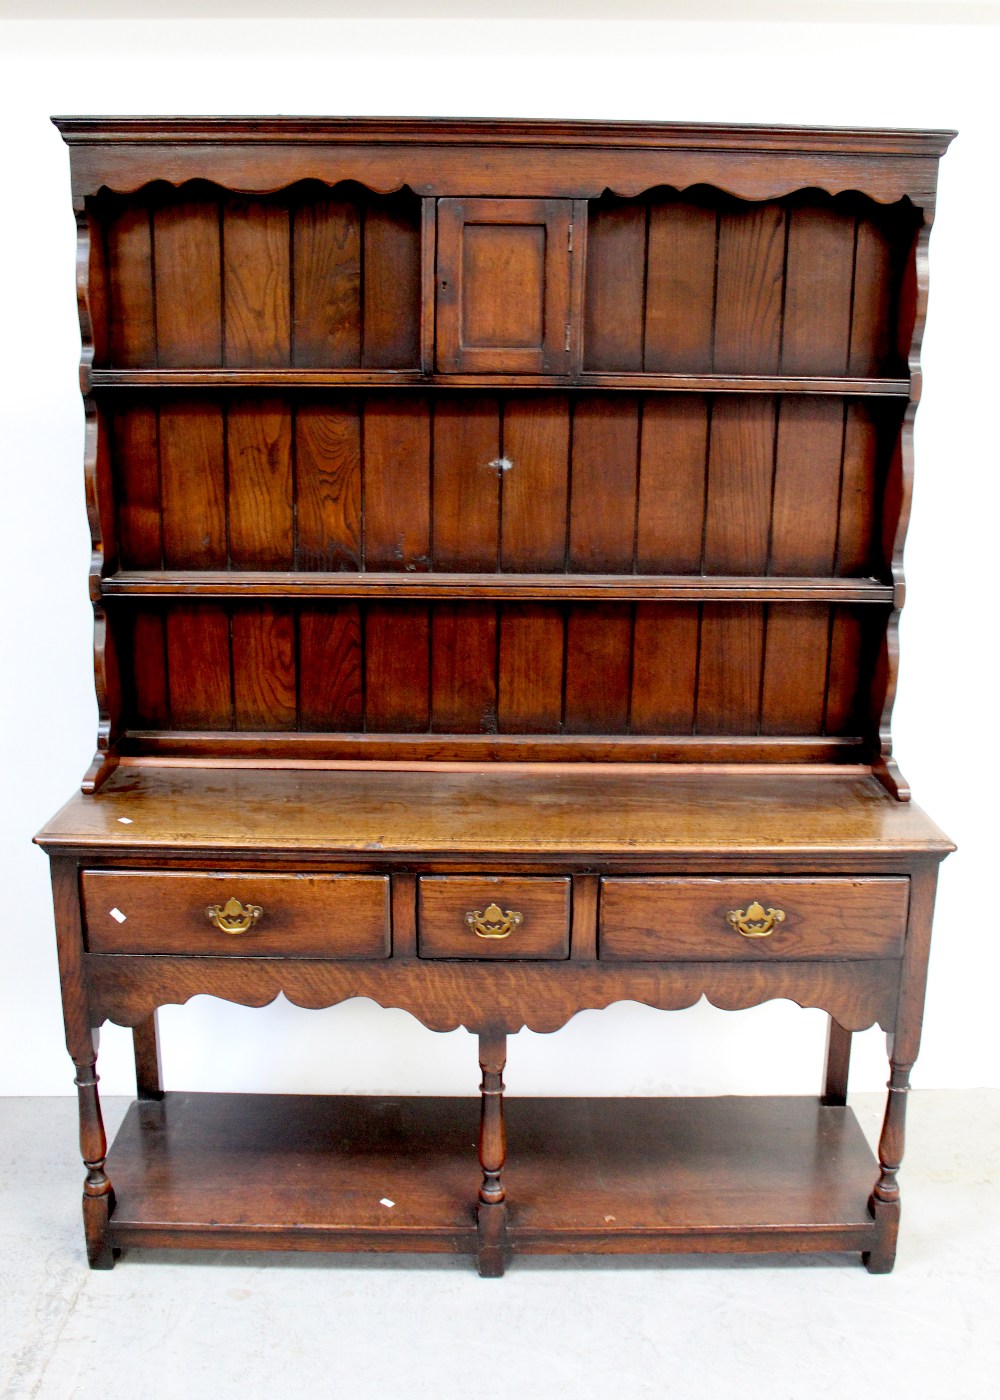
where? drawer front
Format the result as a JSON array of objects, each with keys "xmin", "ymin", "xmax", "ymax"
[
  {"xmin": 599, "ymin": 877, "xmax": 908, "ymax": 962},
  {"xmin": 82, "ymin": 871, "xmax": 390, "ymax": 959},
  {"xmin": 418, "ymin": 877, "xmax": 570, "ymax": 959}
]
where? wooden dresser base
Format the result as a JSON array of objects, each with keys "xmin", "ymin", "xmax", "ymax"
[{"xmin": 101, "ymin": 1091, "xmax": 881, "ymax": 1270}]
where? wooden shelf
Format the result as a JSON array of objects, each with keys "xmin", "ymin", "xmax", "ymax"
[
  {"xmin": 103, "ymin": 571, "xmax": 895, "ymax": 604},
  {"xmin": 88, "ymin": 368, "xmax": 911, "ymax": 396},
  {"xmin": 104, "ymin": 1092, "xmax": 879, "ymax": 1259}
]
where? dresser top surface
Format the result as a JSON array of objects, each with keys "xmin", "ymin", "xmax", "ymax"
[{"xmin": 36, "ymin": 766, "xmax": 953, "ymax": 859}]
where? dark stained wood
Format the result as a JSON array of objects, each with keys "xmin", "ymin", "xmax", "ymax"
[
  {"xmin": 231, "ymin": 606, "xmax": 297, "ymax": 731},
  {"xmin": 165, "ymin": 605, "xmax": 232, "ymax": 730},
  {"xmin": 362, "ymin": 396, "xmax": 431, "ymax": 570},
  {"xmin": 431, "ymin": 604, "xmax": 498, "ymax": 733},
  {"xmin": 499, "ymin": 395, "xmax": 570, "ymax": 571},
  {"xmin": 568, "ymin": 397, "xmax": 640, "ymax": 572},
  {"xmin": 418, "ymin": 877, "xmax": 571, "ymax": 960},
  {"xmin": 104, "ymin": 571, "xmax": 894, "ymax": 603},
  {"xmin": 598, "ymin": 876, "xmax": 908, "ymax": 962},
  {"xmin": 714, "ymin": 201, "xmax": 786, "ymax": 374},
  {"xmin": 703, "ymin": 397, "xmax": 776, "ymax": 573},
  {"xmin": 295, "ymin": 400, "xmax": 362, "ymax": 570},
  {"xmin": 105, "ymin": 200, "xmax": 155, "ymax": 366},
  {"xmin": 153, "ymin": 194, "xmax": 222, "ymax": 367},
  {"xmin": 292, "ymin": 194, "xmax": 361, "ymax": 368},
  {"xmin": 298, "ymin": 604, "xmax": 363, "ymax": 731},
  {"xmin": 583, "ymin": 195, "xmax": 646, "ymax": 370},
  {"xmin": 630, "ymin": 604, "xmax": 699, "ymax": 734},
  {"xmin": 159, "ymin": 400, "xmax": 226, "ymax": 568},
  {"xmin": 227, "ymin": 400, "xmax": 293, "ymax": 568},
  {"xmin": 364, "ymin": 604, "xmax": 430, "ymax": 731},
  {"xmin": 223, "ymin": 197, "xmax": 291, "ymax": 367},
  {"xmin": 563, "ymin": 605, "xmax": 632, "ymax": 733},
  {"xmin": 436, "ymin": 198, "xmax": 573, "ymax": 374},
  {"xmin": 497, "ymin": 605, "xmax": 564, "ymax": 733},
  {"xmin": 635, "ymin": 396, "xmax": 709, "ymax": 572},
  {"xmin": 47, "ymin": 117, "xmax": 954, "ymax": 1275},
  {"xmin": 97, "ymin": 1093, "xmax": 881, "ymax": 1256},
  {"xmin": 696, "ymin": 604, "xmax": 765, "ymax": 735},
  {"xmin": 432, "ymin": 397, "xmax": 500, "ymax": 569},
  {"xmin": 83, "ymin": 870, "xmax": 390, "ymax": 958},
  {"xmin": 113, "ymin": 402, "xmax": 161, "ymax": 568},
  {"xmin": 644, "ymin": 193, "xmax": 717, "ymax": 373},
  {"xmin": 823, "ymin": 1018, "xmax": 853, "ymax": 1107},
  {"xmin": 362, "ymin": 192, "xmax": 422, "ymax": 368}
]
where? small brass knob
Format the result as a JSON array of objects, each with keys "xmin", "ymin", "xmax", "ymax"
[
  {"xmin": 206, "ymin": 896, "xmax": 263, "ymax": 935},
  {"xmin": 726, "ymin": 901, "xmax": 785, "ymax": 939},
  {"xmin": 466, "ymin": 902, "xmax": 524, "ymax": 940}
]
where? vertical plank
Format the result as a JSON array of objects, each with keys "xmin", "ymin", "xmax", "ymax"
[
  {"xmin": 563, "ymin": 605, "xmax": 632, "ymax": 733},
  {"xmin": 363, "ymin": 396, "xmax": 431, "ymax": 570},
  {"xmin": 227, "ymin": 399, "xmax": 293, "ymax": 568},
  {"xmin": 292, "ymin": 196, "xmax": 362, "ymax": 367},
  {"xmin": 86, "ymin": 202, "xmax": 110, "ymax": 367},
  {"xmin": 703, "ymin": 397, "xmax": 776, "ymax": 572},
  {"xmin": 153, "ymin": 196, "xmax": 222, "ymax": 366},
  {"xmin": 363, "ymin": 193, "xmax": 421, "ymax": 367},
  {"xmin": 825, "ymin": 607, "xmax": 865, "ymax": 735},
  {"xmin": 295, "ymin": 399, "xmax": 362, "ymax": 570},
  {"xmin": 769, "ymin": 398, "xmax": 845, "ymax": 574},
  {"xmin": 223, "ymin": 198, "xmax": 291, "ymax": 367},
  {"xmin": 231, "ymin": 606, "xmax": 297, "ymax": 730},
  {"xmin": 365, "ymin": 605, "xmax": 430, "ymax": 731},
  {"xmin": 568, "ymin": 396, "xmax": 640, "ymax": 572},
  {"xmin": 836, "ymin": 402, "xmax": 882, "ymax": 575},
  {"xmin": 500, "ymin": 394, "xmax": 570, "ymax": 572},
  {"xmin": 431, "ymin": 604, "xmax": 499, "ymax": 732},
  {"xmin": 497, "ymin": 606, "xmax": 564, "ymax": 733},
  {"xmin": 635, "ymin": 396, "xmax": 709, "ymax": 572},
  {"xmin": 583, "ymin": 197, "xmax": 646, "ymax": 371},
  {"xmin": 644, "ymin": 196, "xmax": 717, "ymax": 372},
  {"xmin": 432, "ymin": 397, "xmax": 501, "ymax": 570},
  {"xmin": 159, "ymin": 399, "xmax": 226, "ymax": 568},
  {"xmin": 781, "ymin": 200, "xmax": 855, "ymax": 375},
  {"xmin": 696, "ymin": 604, "xmax": 765, "ymax": 734},
  {"xmin": 127, "ymin": 609, "xmax": 169, "ymax": 729},
  {"xmin": 113, "ymin": 402, "xmax": 161, "ymax": 568},
  {"xmin": 849, "ymin": 210, "xmax": 895, "ymax": 376},
  {"xmin": 760, "ymin": 604, "xmax": 830, "ymax": 734},
  {"xmin": 630, "ymin": 604, "xmax": 700, "ymax": 733},
  {"xmin": 299, "ymin": 605, "xmax": 363, "ymax": 730},
  {"xmin": 165, "ymin": 605, "xmax": 232, "ymax": 729},
  {"xmin": 106, "ymin": 201, "xmax": 155, "ymax": 366},
  {"xmin": 714, "ymin": 201, "xmax": 786, "ymax": 373}
]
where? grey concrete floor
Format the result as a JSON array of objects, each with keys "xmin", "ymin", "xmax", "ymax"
[{"xmin": 1, "ymin": 1090, "xmax": 998, "ymax": 1400}]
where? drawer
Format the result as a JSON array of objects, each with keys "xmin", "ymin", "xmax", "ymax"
[
  {"xmin": 599, "ymin": 877, "xmax": 908, "ymax": 962},
  {"xmin": 82, "ymin": 871, "xmax": 390, "ymax": 959},
  {"xmin": 418, "ymin": 877, "xmax": 570, "ymax": 959}
]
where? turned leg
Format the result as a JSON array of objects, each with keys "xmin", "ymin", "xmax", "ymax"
[
  {"xmin": 50, "ymin": 856, "xmax": 117, "ymax": 1269},
  {"xmin": 864, "ymin": 1051, "xmax": 910, "ymax": 1274},
  {"xmin": 74, "ymin": 1030, "xmax": 116, "ymax": 1269},
  {"xmin": 822, "ymin": 1017, "xmax": 852, "ymax": 1106},
  {"xmin": 477, "ymin": 1030, "xmax": 508, "ymax": 1278},
  {"xmin": 132, "ymin": 1010, "xmax": 164, "ymax": 1100},
  {"xmin": 862, "ymin": 863, "xmax": 941, "ymax": 1274}
]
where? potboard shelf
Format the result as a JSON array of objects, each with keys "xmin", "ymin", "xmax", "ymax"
[{"xmin": 104, "ymin": 1092, "xmax": 880, "ymax": 1260}]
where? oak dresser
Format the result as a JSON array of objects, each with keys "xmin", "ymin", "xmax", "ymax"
[{"xmin": 37, "ymin": 117, "xmax": 955, "ymax": 1276}]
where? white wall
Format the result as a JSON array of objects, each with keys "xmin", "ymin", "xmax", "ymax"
[{"xmin": 1, "ymin": 6, "xmax": 996, "ymax": 1097}]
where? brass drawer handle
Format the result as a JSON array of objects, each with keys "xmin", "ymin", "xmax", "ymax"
[
  {"xmin": 466, "ymin": 902, "xmax": 523, "ymax": 940},
  {"xmin": 206, "ymin": 897, "xmax": 263, "ymax": 935},
  {"xmin": 726, "ymin": 901, "xmax": 786, "ymax": 939}
]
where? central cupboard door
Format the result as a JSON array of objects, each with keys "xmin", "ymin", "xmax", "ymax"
[{"xmin": 435, "ymin": 198, "xmax": 575, "ymax": 373}]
